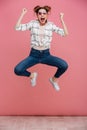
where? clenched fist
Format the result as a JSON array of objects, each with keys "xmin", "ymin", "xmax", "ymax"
[
  {"xmin": 60, "ymin": 13, "xmax": 64, "ymax": 20},
  {"xmin": 22, "ymin": 8, "xmax": 27, "ymax": 15}
]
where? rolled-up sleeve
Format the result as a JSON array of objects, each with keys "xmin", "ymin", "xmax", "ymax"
[
  {"xmin": 15, "ymin": 20, "xmax": 33, "ymax": 31},
  {"xmin": 52, "ymin": 23, "xmax": 65, "ymax": 36}
]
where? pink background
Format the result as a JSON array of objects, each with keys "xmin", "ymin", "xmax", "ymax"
[{"xmin": 0, "ymin": 0, "xmax": 87, "ymax": 115}]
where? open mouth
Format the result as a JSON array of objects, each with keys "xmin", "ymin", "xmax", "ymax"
[{"xmin": 41, "ymin": 18, "xmax": 45, "ymax": 22}]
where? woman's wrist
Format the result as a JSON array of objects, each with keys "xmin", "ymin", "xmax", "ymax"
[{"xmin": 61, "ymin": 19, "xmax": 65, "ymax": 24}]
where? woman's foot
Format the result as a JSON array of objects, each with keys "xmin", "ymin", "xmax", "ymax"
[
  {"xmin": 30, "ymin": 72, "xmax": 38, "ymax": 87},
  {"xmin": 49, "ymin": 77, "xmax": 60, "ymax": 91}
]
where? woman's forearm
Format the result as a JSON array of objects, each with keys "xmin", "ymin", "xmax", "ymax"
[
  {"xmin": 15, "ymin": 8, "xmax": 27, "ymax": 29},
  {"xmin": 60, "ymin": 13, "xmax": 69, "ymax": 36},
  {"xmin": 15, "ymin": 13, "xmax": 25, "ymax": 28},
  {"xmin": 61, "ymin": 19, "xmax": 68, "ymax": 36}
]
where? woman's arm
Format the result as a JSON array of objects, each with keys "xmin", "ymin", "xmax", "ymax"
[
  {"xmin": 60, "ymin": 13, "xmax": 69, "ymax": 36},
  {"xmin": 15, "ymin": 8, "xmax": 27, "ymax": 28}
]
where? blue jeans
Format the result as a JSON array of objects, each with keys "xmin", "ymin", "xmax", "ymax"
[{"xmin": 14, "ymin": 48, "xmax": 68, "ymax": 78}]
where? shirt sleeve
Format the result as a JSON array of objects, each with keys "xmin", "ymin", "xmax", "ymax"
[
  {"xmin": 15, "ymin": 20, "xmax": 34, "ymax": 31},
  {"xmin": 52, "ymin": 23, "xmax": 65, "ymax": 36}
]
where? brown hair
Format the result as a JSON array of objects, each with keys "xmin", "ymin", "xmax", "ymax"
[{"xmin": 34, "ymin": 5, "xmax": 51, "ymax": 14}]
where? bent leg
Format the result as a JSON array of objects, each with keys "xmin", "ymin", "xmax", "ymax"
[
  {"xmin": 41, "ymin": 55, "xmax": 68, "ymax": 78},
  {"xmin": 14, "ymin": 56, "xmax": 38, "ymax": 77}
]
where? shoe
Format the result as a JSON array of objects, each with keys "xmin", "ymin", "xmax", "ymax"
[
  {"xmin": 30, "ymin": 72, "xmax": 38, "ymax": 87},
  {"xmin": 49, "ymin": 78, "xmax": 60, "ymax": 91}
]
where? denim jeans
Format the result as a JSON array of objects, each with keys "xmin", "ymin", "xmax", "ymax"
[{"xmin": 14, "ymin": 48, "xmax": 68, "ymax": 78}]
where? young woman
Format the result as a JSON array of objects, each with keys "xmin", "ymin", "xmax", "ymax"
[{"xmin": 14, "ymin": 5, "xmax": 68, "ymax": 91}]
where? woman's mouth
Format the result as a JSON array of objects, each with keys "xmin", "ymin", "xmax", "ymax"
[
  {"xmin": 39, "ymin": 18, "xmax": 47, "ymax": 25},
  {"xmin": 41, "ymin": 18, "xmax": 45, "ymax": 22}
]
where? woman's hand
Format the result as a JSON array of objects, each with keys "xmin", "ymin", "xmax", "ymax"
[
  {"xmin": 22, "ymin": 8, "xmax": 27, "ymax": 15},
  {"xmin": 60, "ymin": 13, "xmax": 64, "ymax": 20}
]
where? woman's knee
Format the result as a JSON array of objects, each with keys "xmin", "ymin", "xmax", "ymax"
[
  {"xmin": 14, "ymin": 66, "xmax": 22, "ymax": 75},
  {"xmin": 63, "ymin": 61, "xmax": 68, "ymax": 71}
]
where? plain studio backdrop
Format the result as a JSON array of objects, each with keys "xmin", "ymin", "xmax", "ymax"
[{"xmin": 0, "ymin": 0, "xmax": 87, "ymax": 115}]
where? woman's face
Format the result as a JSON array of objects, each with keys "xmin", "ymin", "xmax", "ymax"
[{"xmin": 37, "ymin": 9, "xmax": 48, "ymax": 26}]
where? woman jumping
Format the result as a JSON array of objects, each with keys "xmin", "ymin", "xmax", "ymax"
[{"xmin": 14, "ymin": 5, "xmax": 68, "ymax": 91}]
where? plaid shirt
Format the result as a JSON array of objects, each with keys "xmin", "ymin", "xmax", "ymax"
[{"xmin": 16, "ymin": 20, "xmax": 64, "ymax": 48}]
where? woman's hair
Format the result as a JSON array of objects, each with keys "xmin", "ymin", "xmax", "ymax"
[{"xmin": 34, "ymin": 5, "xmax": 51, "ymax": 14}]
